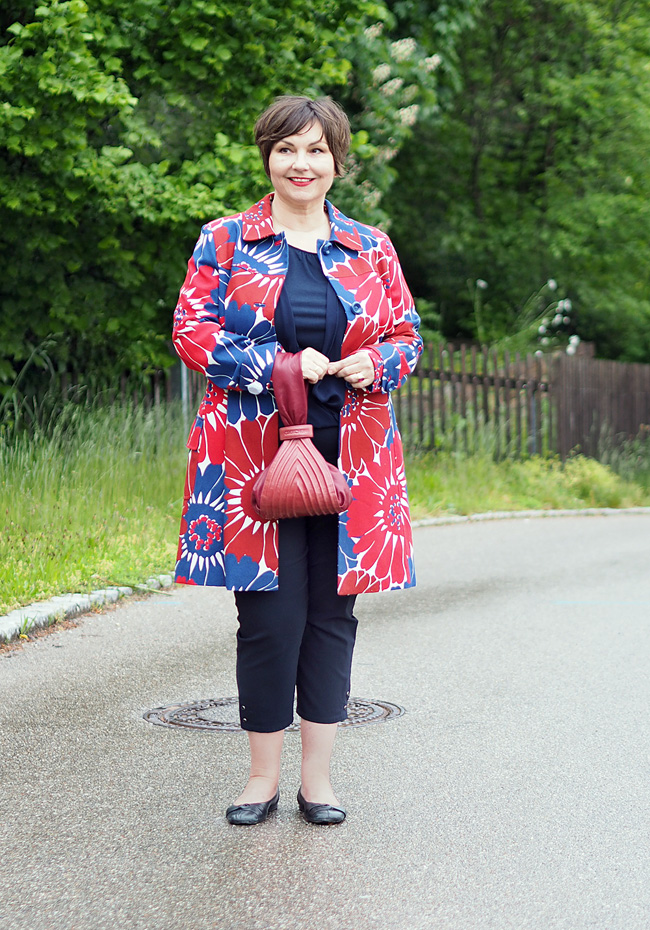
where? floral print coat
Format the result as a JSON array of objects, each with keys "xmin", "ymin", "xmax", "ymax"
[{"xmin": 172, "ymin": 194, "xmax": 422, "ymax": 594}]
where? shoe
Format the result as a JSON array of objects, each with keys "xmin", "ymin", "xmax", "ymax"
[
  {"xmin": 225, "ymin": 788, "xmax": 280, "ymax": 825},
  {"xmin": 297, "ymin": 788, "xmax": 346, "ymax": 825}
]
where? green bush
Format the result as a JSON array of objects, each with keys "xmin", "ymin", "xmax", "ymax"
[{"xmin": 405, "ymin": 451, "xmax": 650, "ymax": 518}]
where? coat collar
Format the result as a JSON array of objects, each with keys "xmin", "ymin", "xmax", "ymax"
[{"xmin": 241, "ymin": 193, "xmax": 364, "ymax": 252}]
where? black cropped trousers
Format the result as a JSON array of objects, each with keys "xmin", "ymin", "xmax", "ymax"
[{"xmin": 234, "ymin": 427, "xmax": 358, "ymax": 733}]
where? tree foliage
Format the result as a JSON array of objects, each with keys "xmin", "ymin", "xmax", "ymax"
[
  {"xmin": 387, "ymin": 0, "xmax": 650, "ymax": 361},
  {"xmin": 0, "ymin": 0, "xmax": 450, "ymax": 396}
]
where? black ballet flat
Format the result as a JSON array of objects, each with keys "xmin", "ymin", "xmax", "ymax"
[
  {"xmin": 297, "ymin": 788, "xmax": 346, "ymax": 825},
  {"xmin": 225, "ymin": 788, "xmax": 280, "ymax": 825}
]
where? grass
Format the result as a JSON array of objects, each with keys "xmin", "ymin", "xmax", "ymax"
[
  {"xmin": 2, "ymin": 400, "xmax": 649, "ymax": 614},
  {"xmin": 0, "ymin": 401, "xmax": 188, "ymax": 614}
]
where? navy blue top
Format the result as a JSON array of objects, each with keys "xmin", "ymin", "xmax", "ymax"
[{"xmin": 274, "ymin": 246, "xmax": 347, "ymax": 427}]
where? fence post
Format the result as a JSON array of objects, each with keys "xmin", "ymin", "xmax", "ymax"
[
  {"xmin": 503, "ymin": 350, "xmax": 511, "ymax": 454},
  {"xmin": 514, "ymin": 353, "xmax": 522, "ymax": 459},
  {"xmin": 460, "ymin": 344, "xmax": 468, "ymax": 454},
  {"xmin": 553, "ymin": 354, "xmax": 566, "ymax": 459},
  {"xmin": 491, "ymin": 347, "xmax": 501, "ymax": 460},
  {"xmin": 181, "ymin": 363, "xmax": 190, "ymax": 437},
  {"xmin": 427, "ymin": 343, "xmax": 435, "ymax": 450},
  {"xmin": 470, "ymin": 345, "xmax": 479, "ymax": 455},
  {"xmin": 438, "ymin": 343, "xmax": 447, "ymax": 439},
  {"xmin": 417, "ymin": 356, "xmax": 425, "ymax": 447}
]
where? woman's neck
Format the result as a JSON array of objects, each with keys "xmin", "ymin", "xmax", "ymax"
[{"xmin": 271, "ymin": 195, "xmax": 331, "ymax": 252}]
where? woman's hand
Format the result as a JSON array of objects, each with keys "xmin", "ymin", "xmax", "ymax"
[
  {"xmin": 300, "ymin": 347, "xmax": 331, "ymax": 384},
  {"xmin": 327, "ymin": 351, "xmax": 375, "ymax": 389}
]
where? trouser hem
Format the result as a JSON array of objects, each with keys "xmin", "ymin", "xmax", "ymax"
[
  {"xmin": 240, "ymin": 720, "xmax": 294, "ymax": 733},
  {"xmin": 296, "ymin": 710, "xmax": 349, "ymax": 725}
]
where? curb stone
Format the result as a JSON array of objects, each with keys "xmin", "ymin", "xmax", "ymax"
[
  {"xmin": 412, "ymin": 505, "xmax": 650, "ymax": 528},
  {"xmin": 0, "ymin": 574, "xmax": 174, "ymax": 644}
]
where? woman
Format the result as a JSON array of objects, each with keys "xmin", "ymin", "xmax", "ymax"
[{"xmin": 172, "ymin": 96, "xmax": 422, "ymax": 825}]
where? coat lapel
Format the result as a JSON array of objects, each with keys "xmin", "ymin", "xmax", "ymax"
[{"xmin": 225, "ymin": 194, "xmax": 380, "ymax": 342}]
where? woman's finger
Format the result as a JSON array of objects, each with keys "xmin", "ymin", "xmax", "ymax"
[
  {"xmin": 329, "ymin": 352, "xmax": 373, "ymax": 377},
  {"xmin": 301, "ymin": 348, "xmax": 330, "ymax": 382},
  {"xmin": 329, "ymin": 352, "xmax": 374, "ymax": 386}
]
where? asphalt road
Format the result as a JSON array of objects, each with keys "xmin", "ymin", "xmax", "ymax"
[{"xmin": 1, "ymin": 514, "xmax": 649, "ymax": 930}]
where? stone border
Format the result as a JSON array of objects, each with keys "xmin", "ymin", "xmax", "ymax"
[
  {"xmin": 0, "ymin": 574, "xmax": 174, "ymax": 644},
  {"xmin": 412, "ymin": 506, "xmax": 650, "ymax": 528}
]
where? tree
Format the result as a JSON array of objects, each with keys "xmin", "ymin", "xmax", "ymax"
[
  {"xmin": 0, "ymin": 0, "xmax": 444, "ymax": 399},
  {"xmin": 386, "ymin": 0, "xmax": 650, "ymax": 361}
]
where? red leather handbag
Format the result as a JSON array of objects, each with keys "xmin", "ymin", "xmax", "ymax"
[{"xmin": 251, "ymin": 352, "xmax": 353, "ymax": 521}]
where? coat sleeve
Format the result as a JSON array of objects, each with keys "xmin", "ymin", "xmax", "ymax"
[
  {"xmin": 172, "ymin": 224, "xmax": 279, "ymax": 395},
  {"xmin": 365, "ymin": 234, "xmax": 423, "ymax": 394}
]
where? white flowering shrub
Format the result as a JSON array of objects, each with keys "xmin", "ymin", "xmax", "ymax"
[
  {"xmin": 423, "ymin": 54, "xmax": 442, "ymax": 72},
  {"xmin": 364, "ymin": 22, "xmax": 384, "ymax": 40},
  {"xmin": 330, "ymin": 12, "xmax": 442, "ymax": 226},
  {"xmin": 381, "ymin": 76, "xmax": 405, "ymax": 96},
  {"xmin": 372, "ymin": 63, "xmax": 392, "ymax": 85},
  {"xmin": 398, "ymin": 105, "xmax": 420, "ymax": 126},
  {"xmin": 512, "ymin": 280, "xmax": 580, "ymax": 353},
  {"xmin": 391, "ymin": 37, "xmax": 417, "ymax": 61}
]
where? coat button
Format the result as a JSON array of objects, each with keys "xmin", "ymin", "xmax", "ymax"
[
  {"xmin": 352, "ymin": 301, "xmax": 362, "ymax": 315},
  {"xmin": 322, "ymin": 243, "xmax": 332, "ymax": 255},
  {"xmin": 247, "ymin": 381, "xmax": 263, "ymax": 394}
]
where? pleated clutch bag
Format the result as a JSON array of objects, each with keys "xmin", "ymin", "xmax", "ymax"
[{"xmin": 250, "ymin": 352, "xmax": 352, "ymax": 521}]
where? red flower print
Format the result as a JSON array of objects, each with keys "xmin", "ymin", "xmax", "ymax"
[
  {"xmin": 344, "ymin": 255, "xmax": 374, "ymax": 276},
  {"xmin": 211, "ymin": 225, "xmax": 235, "ymax": 265},
  {"xmin": 338, "ymin": 570, "xmax": 377, "ymax": 595},
  {"xmin": 227, "ymin": 268, "xmax": 283, "ymax": 322},
  {"xmin": 223, "ymin": 416, "xmax": 278, "ymax": 566},
  {"xmin": 188, "ymin": 515, "xmax": 222, "ymax": 551},
  {"xmin": 197, "ymin": 401, "xmax": 227, "ymax": 469},
  {"xmin": 341, "ymin": 312, "xmax": 379, "ymax": 356},
  {"xmin": 340, "ymin": 393, "xmax": 390, "ymax": 477},
  {"xmin": 346, "ymin": 445, "xmax": 413, "ymax": 588}
]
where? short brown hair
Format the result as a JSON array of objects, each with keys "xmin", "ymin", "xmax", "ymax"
[{"xmin": 254, "ymin": 95, "xmax": 351, "ymax": 177}]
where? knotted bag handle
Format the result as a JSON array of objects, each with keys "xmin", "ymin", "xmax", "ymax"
[
  {"xmin": 250, "ymin": 351, "xmax": 352, "ymax": 520},
  {"xmin": 271, "ymin": 351, "xmax": 309, "ymax": 428}
]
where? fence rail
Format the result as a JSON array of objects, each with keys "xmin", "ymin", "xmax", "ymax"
[{"xmin": 394, "ymin": 344, "xmax": 650, "ymax": 458}]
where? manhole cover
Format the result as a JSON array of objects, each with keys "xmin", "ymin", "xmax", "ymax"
[{"xmin": 143, "ymin": 697, "xmax": 405, "ymax": 732}]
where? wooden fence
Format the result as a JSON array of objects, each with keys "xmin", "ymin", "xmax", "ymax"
[
  {"xmin": 394, "ymin": 344, "xmax": 650, "ymax": 459},
  {"xmin": 394, "ymin": 344, "xmax": 552, "ymax": 458},
  {"xmin": 552, "ymin": 353, "xmax": 650, "ymax": 458},
  {"xmin": 179, "ymin": 343, "xmax": 650, "ymax": 459},
  {"xmin": 40, "ymin": 343, "xmax": 650, "ymax": 461}
]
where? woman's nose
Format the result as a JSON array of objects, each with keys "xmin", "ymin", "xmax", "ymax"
[{"xmin": 292, "ymin": 149, "xmax": 309, "ymax": 170}]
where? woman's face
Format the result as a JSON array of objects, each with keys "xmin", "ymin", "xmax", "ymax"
[{"xmin": 268, "ymin": 121, "xmax": 336, "ymax": 212}]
